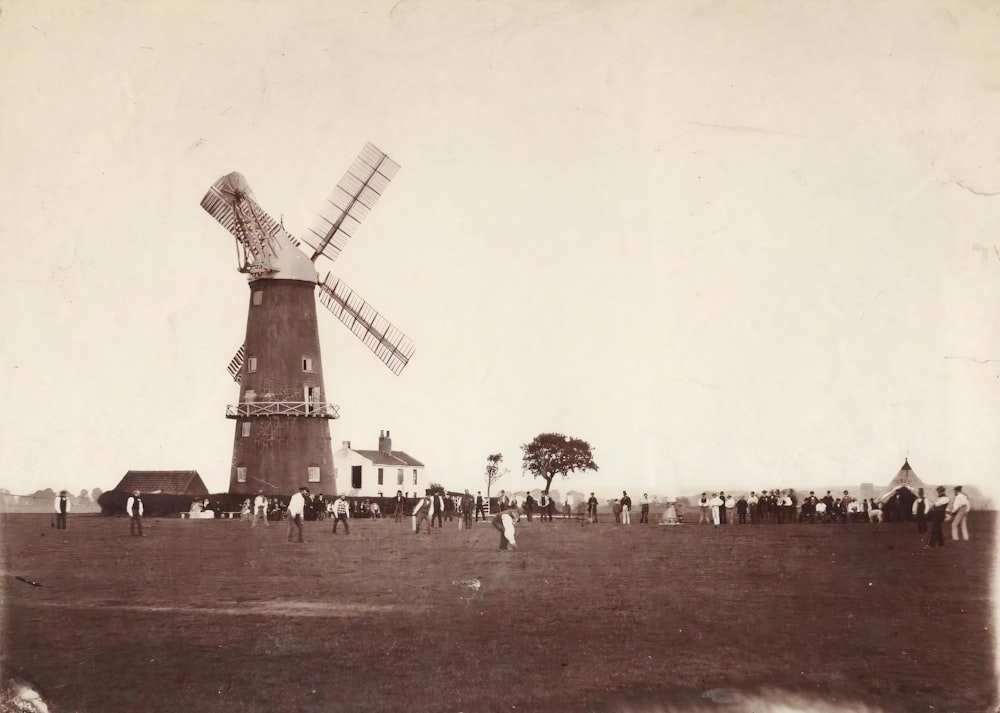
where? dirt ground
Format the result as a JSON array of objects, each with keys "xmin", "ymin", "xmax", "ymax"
[{"xmin": 1, "ymin": 511, "xmax": 995, "ymax": 713}]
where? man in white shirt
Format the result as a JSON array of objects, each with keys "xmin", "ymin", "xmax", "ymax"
[
  {"xmin": 698, "ymin": 493, "xmax": 710, "ymax": 524},
  {"xmin": 412, "ymin": 494, "xmax": 433, "ymax": 535},
  {"xmin": 708, "ymin": 493, "xmax": 723, "ymax": 528},
  {"xmin": 332, "ymin": 495, "xmax": 350, "ymax": 535},
  {"xmin": 126, "ymin": 490, "xmax": 144, "ymax": 536},
  {"xmin": 639, "ymin": 493, "xmax": 650, "ymax": 524},
  {"xmin": 492, "ymin": 509, "xmax": 520, "ymax": 550},
  {"xmin": 948, "ymin": 486, "xmax": 971, "ymax": 542},
  {"xmin": 54, "ymin": 490, "xmax": 70, "ymax": 530},
  {"xmin": 251, "ymin": 491, "xmax": 269, "ymax": 528},
  {"xmin": 286, "ymin": 486, "xmax": 308, "ymax": 543},
  {"xmin": 724, "ymin": 494, "xmax": 736, "ymax": 526},
  {"xmin": 747, "ymin": 492, "xmax": 759, "ymax": 524},
  {"xmin": 928, "ymin": 486, "xmax": 949, "ymax": 547}
]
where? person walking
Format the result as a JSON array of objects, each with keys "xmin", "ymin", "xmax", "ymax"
[
  {"xmin": 126, "ymin": 490, "xmax": 144, "ymax": 536},
  {"xmin": 620, "ymin": 491, "xmax": 632, "ymax": 525},
  {"xmin": 331, "ymin": 495, "xmax": 350, "ymax": 534},
  {"xmin": 911, "ymin": 488, "xmax": 928, "ymax": 534},
  {"xmin": 948, "ymin": 486, "xmax": 971, "ymax": 542},
  {"xmin": 928, "ymin": 486, "xmax": 949, "ymax": 547},
  {"xmin": 54, "ymin": 490, "xmax": 70, "ymax": 530},
  {"xmin": 492, "ymin": 509, "xmax": 520, "ymax": 550},
  {"xmin": 286, "ymin": 487, "xmax": 308, "ymax": 543},
  {"xmin": 639, "ymin": 493, "xmax": 650, "ymax": 524},
  {"xmin": 251, "ymin": 491, "xmax": 269, "ymax": 527}
]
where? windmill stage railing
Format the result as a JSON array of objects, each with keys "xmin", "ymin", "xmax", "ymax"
[{"xmin": 225, "ymin": 401, "xmax": 340, "ymax": 419}]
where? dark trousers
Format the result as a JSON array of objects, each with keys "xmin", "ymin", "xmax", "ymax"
[
  {"xmin": 395, "ymin": 504, "xmax": 404, "ymax": 522},
  {"xmin": 432, "ymin": 512, "xmax": 443, "ymax": 527},
  {"xmin": 929, "ymin": 519, "xmax": 945, "ymax": 547},
  {"xmin": 463, "ymin": 512, "xmax": 472, "ymax": 529},
  {"xmin": 493, "ymin": 521, "xmax": 509, "ymax": 550},
  {"xmin": 130, "ymin": 515, "xmax": 143, "ymax": 536},
  {"xmin": 475, "ymin": 505, "xmax": 485, "ymax": 522},
  {"xmin": 738, "ymin": 512, "xmax": 747, "ymax": 524},
  {"xmin": 56, "ymin": 512, "xmax": 67, "ymax": 529},
  {"xmin": 333, "ymin": 514, "xmax": 349, "ymax": 534},
  {"xmin": 916, "ymin": 515, "xmax": 927, "ymax": 534},
  {"xmin": 287, "ymin": 514, "xmax": 303, "ymax": 542},
  {"xmin": 640, "ymin": 506, "xmax": 649, "ymax": 523}
]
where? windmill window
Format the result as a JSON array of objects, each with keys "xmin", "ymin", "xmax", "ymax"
[
  {"xmin": 241, "ymin": 422, "xmax": 251, "ymax": 438},
  {"xmin": 252, "ymin": 291, "xmax": 263, "ymax": 306},
  {"xmin": 377, "ymin": 468, "xmax": 384, "ymax": 486},
  {"xmin": 307, "ymin": 466, "xmax": 320, "ymax": 483},
  {"xmin": 236, "ymin": 467, "xmax": 247, "ymax": 483},
  {"xmin": 247, "ymin": 357, "xmax": 257, "ymax": 373},
  {"xmin": 302, "ymin": 357, "xmax": 313, "ymax": 372}
]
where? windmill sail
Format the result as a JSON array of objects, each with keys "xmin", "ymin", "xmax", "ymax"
[
  {"xmin": 201, "ymin": 173, "xmax": 305, "ymax": 275},
  {"xmin": 226, "ymin": 344, "xmax": 246, "ymax": 383},
  {"xmin": 303, "ymin": 143, "xmax": 401, "ymax": 263},
  {"xmin": 317, "ymin": 273, "xmax": 414, "ymax": 376}
]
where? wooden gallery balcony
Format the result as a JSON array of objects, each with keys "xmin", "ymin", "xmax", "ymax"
[{"xmin": 225, "ymin": 402, "xmax": 340, "ymax": 419}]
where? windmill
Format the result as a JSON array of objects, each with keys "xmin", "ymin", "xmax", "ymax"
[{"xmin": 200, "ymin": 143, "xmax": 414, "ymax": 496}]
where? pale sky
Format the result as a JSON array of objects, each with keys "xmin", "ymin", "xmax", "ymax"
[{"xmin": 1, "ymin": 0, "xmax": 998, "ymax": 501}]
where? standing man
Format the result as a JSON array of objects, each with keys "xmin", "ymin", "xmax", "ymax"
[
  {"xmin": 524, "ymin": 492, "xmax": 535, "ymax": 522},
  {"xmin": 911, "ymin": 488, "xmax": 928, "ymax": 534},
  {"xmin": 587, "ymin": 492, "xmax": 599, "ymax": 523},
  {"xmin": 126, "ymin": 490, "xmax": 144, "ymax": 536},
  {"xmin": 620, "ymin": 491, "xmax": 632, "ymax": 525},
  {"xmin": 475, "ymin": 491, "xmax": 486, "ymax": 522},
  {"xmin": 393, "ymin": 490, "xmax": 405, "ymax": 523},
  {"xmin": 736, "ymin": 494, "xmax": 748, "ymax": 525},
  {"xmin": 492, "ymin": 508, "xmax": 520, "ymax": 550},
  {"xmin": 286, "ymin": 487, "xmax": 308, "ymax": 543},
  {"xmin": 639, "ymin": 493, "xmax": 650, "ymax": 524},
  {"xmin": 461, "ymin": 489, "xmax": 474, "ymax": 530},
  {"xmin": 725, "ymin": 493, "xmax": 736, "ymax": 526},
  {"xmin": 708, "ymin": 492, "xmax": 723, "ymax": 528},
  {"xmin": 54, "ymin": 490, "xmax": 70, "ymax": 530},
  {"xmin": 251, "ymin": 491, "xmax": 269, "ymax": 528},
  {"xmin": 948, "ymin": 486, "xmax": 971, "ymax": 542},
  {"xmin": 331, "ymin": 495, "xmax": 350, "ymax": 534},
  {"xmin": 698, "ymin": 493, "xmax": 710, "ymax": 524},
  {"xmin": 928, "ymin": 486, "xmax": 949, "ymax": 547},
  {"xmin": 432, "ymin": 492, "xmax": 445, "ymax": 528},
  {"xmin": 718, "ymin": 492, "xmax": 728, "ymax": 525}
]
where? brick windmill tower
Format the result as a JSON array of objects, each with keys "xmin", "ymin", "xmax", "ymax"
[{"xmin": 200, "ymin": 144, "xmax": 414, "ymax": 496}]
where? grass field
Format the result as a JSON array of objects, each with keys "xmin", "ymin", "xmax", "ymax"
[{"xmin": 1, "ymin": 512, "xmax": 995, "ymax": 713}]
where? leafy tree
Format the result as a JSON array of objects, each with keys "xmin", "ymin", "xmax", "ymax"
[
  {"xmin": 92, "ymin": 487, "xmax": 103, "ymax": 502},
  {"xmin": 485, "ymin": 453, "xmax": 508, "ymax": 499},
  {"xmin": 521, "ymin": 433, "xmax": 598, "ymax": 495}
]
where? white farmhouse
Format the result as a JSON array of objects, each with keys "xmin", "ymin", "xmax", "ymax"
[{"xmin": 333, "ymin": 430, "xmax": 427, "ymax": 498}]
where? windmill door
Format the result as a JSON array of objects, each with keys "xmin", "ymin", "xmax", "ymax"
[{"xmin": 305, "ymin": 386, "xmax": 320, "ymax": 415}]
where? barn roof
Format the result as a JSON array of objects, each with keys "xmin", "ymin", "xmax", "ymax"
[
  {"xmin": 112, "ymin": 471, "xmax": 210, "ymax": 497},
  {"xmin": 352, "ymin": 450, "xmax": 425, "ymax": 468}
]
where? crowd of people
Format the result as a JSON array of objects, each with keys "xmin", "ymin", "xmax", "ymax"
[{"xmin": 104, "ymin": 480, "xmax": 974, "ymax": 550}]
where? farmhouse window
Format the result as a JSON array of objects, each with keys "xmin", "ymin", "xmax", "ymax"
[
  {"xmin": 351, "ymin": 466, "xmax": 362, "ymax": 490},
  {"xmin": 397, "ymin": 468, "xmax": 404, "ymax": 486},
  {"xmin": 412, "ymin": 469, "xmax": 418, "ymax": 486},
  {"xmin": 236, "ymin": 467, "xmax": 247, "ymax": 483},
  {"xmin": 377, "ymin": 468, "xmax": 384, "ymax": 485},
  {"xmin": 252, "ymin": 290, "xmax": 263, "ymax": 306},
  {"xmin": 308, "ymin": 466, "xmax": 320, "ymax": 483},
  {"xmin": 241, "ymin": 422, "xmax": 250, "ymax": 437}
]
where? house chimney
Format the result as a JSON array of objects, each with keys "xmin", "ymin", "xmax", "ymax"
[{"xmin": 379, "ymin": 430, "xmax": 392, "ymax": 456}]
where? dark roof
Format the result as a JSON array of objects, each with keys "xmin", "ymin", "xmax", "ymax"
[
  {"xmin": 113, "ymin": 471, "xmax": 210, "ymax": 497},
  {"xmin": 352, "ymin": 450, "xmax": 425, "ymax": 468}
]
